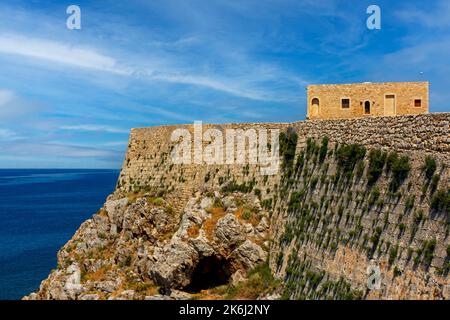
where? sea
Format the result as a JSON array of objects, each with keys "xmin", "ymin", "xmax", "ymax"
[{"xmin": 0, "ymin": 169, "xmax": 119, "ymax": 300}]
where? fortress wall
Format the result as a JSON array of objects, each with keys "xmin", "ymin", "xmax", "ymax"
[{"xmin": 117, "ymin": 113, "xmax": 449, "ymax": 201}]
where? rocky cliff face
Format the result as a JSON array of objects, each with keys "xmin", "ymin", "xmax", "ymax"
[
  {"xmin": 25, "ymin": 190, "xmax": 271, "ymax": 300},
  {"xmin": 26, "ymin": 113, "xmax": 449, "ymax": 300}
]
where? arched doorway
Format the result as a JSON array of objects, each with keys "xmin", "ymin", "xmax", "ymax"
[
  {"xmin": 311, "ymin": 98, "xmax": 320, "ymax": 117},
  {"xmin": 364, "ymin": 101, "xmax": 371, "ymax": 114}
]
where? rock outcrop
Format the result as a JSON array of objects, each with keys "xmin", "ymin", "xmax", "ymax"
[{"xmin": 25, "ymin": 191, "xmax": 268, "ymax": 300}]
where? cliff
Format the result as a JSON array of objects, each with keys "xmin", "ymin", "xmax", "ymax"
[{"xmin": 26, "ymin": 113, "xmax": 449, "ymax": 300}]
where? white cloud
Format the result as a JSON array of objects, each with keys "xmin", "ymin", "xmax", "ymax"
[
  {"xmin": 141, "ymin": 106, "xmax": 195, "ymax": 122},
  {"xmin": 0, "ymin": 89, "xmax": 15, "ymax": 105},
  {"xmin": 1, "ymin": 140, "xmax": 122, "ymax": 159},
  {"xmin": 396, "ymin": 1, "xmax": 450, "ymax": 28},
  {"xmin": 144, "ymin": 67, "xmax": 305, "ymax": 102},
  {"xmin": 0, "ymin": 34, "xmax": 129, "ymax": 75},
  {"xmin": 0, "ymin": 128, "xmax": 21, "ymax": 141},
  {"xmin": 0, "ymin": 33, "xmax": 301, "ymax": 102},
  {"xmin": 59, "ymin": 125, "xmax": 129, "ymax": 134},
  {"xmin": 149, "ymin": 73, "xmax": 275, "ymax": 101},
  {"xmin": 0, "ymin": 89, "xmax": 42, "ymax": 120},
  {"xmin": 0, "ymin": 128, "xmax": 15, "ymax": 138},
  {"xmin": 102, "ymin": 141, "xmax": 128, "ymax": 147}
]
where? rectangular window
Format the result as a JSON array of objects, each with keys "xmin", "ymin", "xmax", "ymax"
[
  {"xmin": 341, "ymin": 98, "xmax": 350, "ymax": 109},
  {"xmin": 414, "ymin": 99, "xmax": 422, "ymax": 107}
]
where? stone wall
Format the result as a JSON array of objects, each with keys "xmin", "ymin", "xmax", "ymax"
[
  {"xmin": 115, "ymin": 113, "xmax": 449, "ymax": 299},
  {"xmin": 116, "ymin": 122, "xmax": 290, "ymax": 212},
  {"xmin": 118, "ymin": 113, "xmax": 448, "ymax": 198},
  {"xmin": 116, "ymin": 113, "xmax": 448, "ymax": 214},
  {"xmin": 307, "ymin": 82, "xmax": 429, "ymax": 120}
]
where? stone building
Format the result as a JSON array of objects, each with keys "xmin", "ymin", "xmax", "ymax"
[{"xmin": 307, "ymin": 81, "xmax": 429, "ymax": 120}]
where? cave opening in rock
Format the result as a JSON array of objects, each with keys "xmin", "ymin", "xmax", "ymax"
[{"xmin": 184, "ymin": 256, "xmax": 231, "ymax": 293}]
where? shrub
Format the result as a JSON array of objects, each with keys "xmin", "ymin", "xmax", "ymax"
[
  {"xmin": 423, "ymin": 156, "xmax": 437, "ymax": 180},
  {"xmin": 223, "ymin": 262, "xmax": 279, "ymax": 300},
  {"xmin": 422, "ymin": 239, "xmax": 436, "ymax": 267},
  {"xmin": 367, "ymin": 149, "xmax": 386, "ymax": 186},
  {"xmin": 335, "ymin": 144, "xmax": 366, "ymax": 180},
  {"xmin": 98, "ymin": 232, "xmax": 107, "ymax": 239},
  {"xmin": 242, "ymin": 209, "xmax": 252, "ymax": 220},
  {"xmin": 261, "ymin": 198, "xmax": 273, "ymax": 209},
  {"xmin": 405, "ymin": 195, "xmax": 415, "ymax": 212},
  {"xmin": 306, "ymin": 137, "xmax": 318, "ymax": 159},
  {"xmin": 429, "ymin": 174, "xmax": 440, "ymax": 194},
  {"xmin": 389, "ymin": 155, "xmax": 411, "ymax": 192},
  {"xmin": 213, "ymin": 197, "xmax": 224, "ymax": 208},
  {"xmin": 276, "ymin": 252, "xmax": 284, "ymax": 268},
  {"xmin": 119, "ymin": 255, "xmax": 132, "ymax": 268},
  {"xmin": 295, "ymin": 151, "xmax": 305, "ymax": 173},
  {"xmin": 289, "ymin": 190, "xmax": 306, "ymax": 210},
  {"xmin": 407, "ymin": 248, "xmax": 414, "ymax": 261},
  {"xmin": 310, "ymin": 176, "xmax": 319, "ymax": 190},
  {"xmin": 414, "ymin": 209, "xmax": 425, "ymax": 225},
  {"xmin": 279, "ymin": 128, "xmax": 298, "ymax": 176},
  {"xmin": 152, "ymin": 197, "xmax": 164, "ymax": 206},
  {"xmin": 410, "ymin": 209, "xmax": 424, "ymax": 241},
  {"xmin": 370, "ymin": 227, "xmax": 382, "ymax": 254},
  {"xmin": 385, "ymin": 152, "xmax": 398, "ymax": 173},
  {"xmin": 319, "ymin": 136, "xmax": 329, "ymax": 163},
  {"xmin": 356, "ymin": 160, "xmax": 365, "ymax": 179},
  {"xmin": 430, "ymin": 188, "xmax": 450, "ymax": 214},
  {"xmin": 393, "ymin": 266, "xmax": 402, "ymax": 277},
  {"xmin": 368, "ymin": 187, "xmax": 380, "ymax": 207},
  {"xmin": 389, "ymin": 245, "xmax": 399, "ymax": 265}
]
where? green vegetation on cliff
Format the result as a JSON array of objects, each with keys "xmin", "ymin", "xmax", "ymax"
[{"xmin": 276, "ymin": 134, "xmax": 447, "ymax": 300}]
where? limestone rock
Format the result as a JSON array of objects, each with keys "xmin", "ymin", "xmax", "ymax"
[
  {"xmin": 230, "ymin": 240, "xmax": 267, "ymax": 271},
  {"xmin": 214, "ymin": 213, "xmax": 245, "ymax": 250},
  {"xmin": 231, "ymin": 270, "xmax": 247, "ymax": 286},
  {"xmin": 26, "ymin": 191, "xmax": 269, "ymax": 300}
]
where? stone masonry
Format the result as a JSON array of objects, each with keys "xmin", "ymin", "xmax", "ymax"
[{"xmin": 307, "ymin": 82, "xmax": 429, "ymax": 120}]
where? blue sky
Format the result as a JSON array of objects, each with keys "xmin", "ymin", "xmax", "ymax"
[{"xmin": 0, "ymin": 0, "xmax": 449, "ymax": 168}]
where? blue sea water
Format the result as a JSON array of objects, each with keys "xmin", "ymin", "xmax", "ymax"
[{"xmin": 0, "ymin": 169, "xmax": 119, "ymax": 300}]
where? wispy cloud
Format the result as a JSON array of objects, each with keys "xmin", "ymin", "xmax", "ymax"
[
  {"xmin": 1, "ymin": 140, "xmax": 122, "ymax": 160},
  {"xmin": 0, "ymin": 33, "xmax": 298, "ymax": 102},
  {"xmin": 59, "ymin": 125, "xmax": 129, "ymax": 134},
  {"xmin": 396, "ymin": 1, "xmax": 450, "ymax": 28},
  {"xmin": 148, "ymin": 73, "xmax": 278, "ymax": 101},
  {"xmin": 0, "ymin": 89, "xmax": 44, "ymax": 121},
  {"xmin": 0, "ymin": 89, "xmax": 15, "ymax": 105},
  {"xmin": 0, "ymin": 128, "xmax": 21, "ymax": 141},
  {"xmin": 140, "ymin": 106, "xmax": 195, "ymax": 123},
  {"xmin": 0, "ymin": 34, "xmax": 129, "ymax": 75},
  {"xmin": 102, "ymin": 141, "xmax": 128, "ymax": 147}
]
